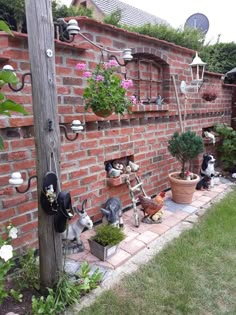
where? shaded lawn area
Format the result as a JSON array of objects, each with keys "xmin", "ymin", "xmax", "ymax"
[{"xmin": 79, "ymin": 189, "xmax": 236, "ymax": 315}]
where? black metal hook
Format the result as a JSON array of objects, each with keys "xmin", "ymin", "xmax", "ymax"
[
  {"xmin": 59, "ymin": 124, "xmax": 79, "ymax": 141},
  {"xmin": 8, "ymin": 72, "xmax": 32, "ymax": 92},
  {"xmin": 16, "ymin": 175, "xmax": 38, "ymax": 193}
]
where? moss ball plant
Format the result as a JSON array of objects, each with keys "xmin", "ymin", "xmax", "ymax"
[{"xmin": 92, "ymin": 224, "xmax": 125, "ymax": 247}]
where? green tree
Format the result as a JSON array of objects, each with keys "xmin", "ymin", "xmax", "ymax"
[
  {"xmin": 200, "ymin": 42, "xmax": 236, "ymax": 73},
  {"xmin": 103, "ymin": 9, "xmax": 122, "ymax": 27},
  {"xmin": 124, "ymin": 23, "xmax": 205, "ymax": 51}
]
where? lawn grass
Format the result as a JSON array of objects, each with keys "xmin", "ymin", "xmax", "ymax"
[{"xmin": 79, "ymin": 189, "xmax": 236, "ymax": 315}]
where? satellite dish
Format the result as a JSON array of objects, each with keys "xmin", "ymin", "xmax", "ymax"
[{"xmin": 184, "ymin": 13, "xmax": 209, "ymax": 35}]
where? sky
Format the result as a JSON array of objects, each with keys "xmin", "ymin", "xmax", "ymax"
[{"xmin": 61, "ymin": 0, "xmax": 235, "ymax": 44}]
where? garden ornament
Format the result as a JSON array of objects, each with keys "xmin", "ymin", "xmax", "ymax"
[
  {"xmin": 128, "ymin": 161, "xmax": 139, "ymax": 172},
  {"xmin": 200, "ymin": 154, "xmax": 218, "ymax": 188},
  {"xmin": 40, "ymin": 172, "xmax": 58, "ymax": 215},
  {"xmin": 54, "ymin": 191, "xmax": 74, "ymax": 233},
  {"xmin": 204, "ymin": 131, "xmax": 216, "ymax": 144},
  {"xmin": 100, "ymin": 197, "xmax": 124, "ymax": 228},
  {"xmin": 196, "ymin": 175, "xmax": 211, "ymax": 190},
  {"xmin": 105, "ymin": 162, "xmax": 122, "ymax": 178},
  {"xmin": 62, "ymin": 199, "xmax": 93, "ymax": 245}
]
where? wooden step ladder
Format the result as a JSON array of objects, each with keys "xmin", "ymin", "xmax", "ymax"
[{"xmin": 125, "ymin": 174, "xmax": 148, "ymax": 227}]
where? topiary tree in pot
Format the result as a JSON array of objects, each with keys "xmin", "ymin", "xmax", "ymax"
[{"xmin": 168, "ymin": 130, "xmax": 204, "ymax": 203}]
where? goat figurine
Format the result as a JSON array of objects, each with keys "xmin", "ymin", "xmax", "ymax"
[
  {"xmin": 62, "ymin": 199, "xmax": 93, "ymax": 245},
  {"xmin": 100, "ymin": 197, "xmax": 124, "ymax": 228}
]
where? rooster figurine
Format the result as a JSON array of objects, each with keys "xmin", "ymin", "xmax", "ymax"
[{"xmin": 138, "ymin": 191, "xmax": 165, "ymax": 224}]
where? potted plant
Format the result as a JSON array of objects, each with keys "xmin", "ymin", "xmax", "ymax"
[
  {"xmin": 88, "ymin": 224, "xmax": 125, "ymax": 261},
  {"xmin": 168, "ymin": 130, "xmax": 204, "ymax": 204},
  {"xmin": 201, "ymin": 88, "xmax": 218, "ymax": 102},
  {"xmin": 76, "ymin": 60, "xmax": 135, "ymax": 117}
]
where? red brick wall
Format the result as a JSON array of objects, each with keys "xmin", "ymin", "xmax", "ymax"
[{"xmin": 0, "ymin": 18, "xmax": 232, "ymax": 252}]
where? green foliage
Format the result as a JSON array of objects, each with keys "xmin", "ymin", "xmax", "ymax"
[
  {"xmin": 10, "ymin": 288, "xmax": 23, "ymax": 302},
  {"xmin": 103, "ymin": 9, "xmax": 122, "ymax": 27},
  {"xmin": 124, "ymin": 23, "xmax": 205, "ymax": 51},
  {"xmin": 75, "ymin": 261, "xmax": 103, "ymax": 293},
  {"xmin": 13, "ymin": 249, "xmax": 40, "ymax": 291},
  {"xmin": 0, "ymin": 0, "xmax": 26, "ymax": 32},
  {"xmin": 31, "ymin": 263, "xmax": 102, "ymax": 315},
  {"xmin": 200, "ymin": 42, "xmax": 236, "ymax": 73},
  {"xmin": 52, "ymin": 1, "xmax": 93, "ymax": 20},
  {"xmin": 0, "ymin": 224, "xmax": 17, "ymax": 305},
  {"xmin": 214, "ymin": 123, "xmax": 236, "ymax": 170},
  {"xmin": 0, "ymin": 20, "xmax": 28, "ymax": 149},
  {"xmin": 168, "ymin": 131, "xmax": 204, "ymax": 178},
  {"xmin": 32, "ymin": 288, "xmax": 65, "ymax": 315},
  {"xmin": 93, "ymin": 224, "xmax": 125, "ymax": 246}
]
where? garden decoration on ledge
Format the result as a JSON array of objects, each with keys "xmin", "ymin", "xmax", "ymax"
[
  {"xmin": 168, "ymin": 130, "xmax": 204, "ymax": 204},
  {"xmin": 88, "ymin": 224, "xmax": 125, "ymax": 261},
  {"xmin": 76, "ymin": 60, "xmax": 135, "ymax": 118}
]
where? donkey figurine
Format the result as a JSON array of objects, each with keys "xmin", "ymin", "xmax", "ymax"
[{"xmin": 62, "ymin": 199, "xmax": 93, "ymax": 245}]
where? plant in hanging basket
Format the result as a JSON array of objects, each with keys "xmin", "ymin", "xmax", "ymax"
[
  {"xmin": 76, "ymin": 60, "xmax": 135, "ymax": 117},
  {"xmin": 201, "ymin": 88, "xmax": 218, "ymax": 102}
]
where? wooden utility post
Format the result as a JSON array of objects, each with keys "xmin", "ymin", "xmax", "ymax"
[{"xmin": 25, "ymin": 0, "xmax": 62, "ymax": 290}]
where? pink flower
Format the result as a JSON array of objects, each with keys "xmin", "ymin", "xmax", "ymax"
[
  {"xmin": 95, "ymin": 75, "xmax": 104, "ymax": 81},
  {"xmin": 75, "ymin": 63, "xmax": 86, "ymax": 70},
  {"xmin": 131, "ymin": 95, "xmax": 136, "ymax": 104},
  {"xmin": 83, "ymin": 71, "xmax": 92, "ymax": 78},
  {"xmin": 108, "ymin": 59, "xmax": 118, "ymax": 67},
  {"xmin": 121, "ymin": 79, "xmax": 133, "ymax": 89}
]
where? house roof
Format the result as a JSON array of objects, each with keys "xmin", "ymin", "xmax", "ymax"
[{"xmin": 72, "ymin": 0, "xmax": 169, "ymax": 26}]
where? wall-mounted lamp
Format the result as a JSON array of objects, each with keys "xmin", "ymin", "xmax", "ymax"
[
  {"xmin": 9, "ymin": 172, "xmax": 37, "ymax": 193},
  {"xmin": 109, "ymin": 48, "xmax": 133, "ymax": 66},
  {"xmin": 2, "ymin": 65, "xmax": 32, "ymax": 92},
  {"xmin": 180, "ymin": 52, "xmax": 207, "ymax": 94},
  {"xmin": 59, "ymin": 120, "xmax": 84, "ymax": 141},
  {"xmin": 54, "ymin": 18, "xmax": 80, "ymax": 43}
]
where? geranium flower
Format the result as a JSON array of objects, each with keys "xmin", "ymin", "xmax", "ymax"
[
  {"xmin": 0, "ymin": 244, "xmax": 13, "ymax": 262},
  {"xmin": 83, "ymin": 71, "xmax": 92, "ymax": 78},
  {"xmin": 75, "ymin": 63, "xmax": 86, "ymax": 70},
  {"xmin": 80, "ymin": 62, "xmax": 134, "ymax": 117},
  {"xmin": 95, "ymin": 75, "xmax": 104, "ymax": 81}
]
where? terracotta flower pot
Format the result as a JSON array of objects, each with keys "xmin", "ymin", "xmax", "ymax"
[
  {"xmin": 93, "ymin": 108, "xmax": 113, "ymax": 118},
  {"xmin": 168, "ymin": 172, "xmax": 200, "ymax": 204}
]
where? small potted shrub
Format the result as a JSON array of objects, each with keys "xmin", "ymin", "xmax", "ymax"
[
  {"xmin": 88, "ymin": 224, "xmax": 125, "ymax": 261},
  {"xmin": 168, "ymin": 130, "xmax": 204, "ymax": 203},
  {"xmin": 75, "ymin": 60, "xmax": 135, "ymax": 117}
]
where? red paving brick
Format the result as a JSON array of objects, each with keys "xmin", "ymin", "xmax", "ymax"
[{"xmin": 66, "ymin": 182, "xmax": 230, "ymax": 270}]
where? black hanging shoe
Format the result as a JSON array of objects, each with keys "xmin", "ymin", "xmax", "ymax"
[
  {"xmin": 54, "ymin": 191, "xmax": 74, "ymax": 233},
  {"xmin": 40, "ymin": 172, "xmax": 58, "ymax": 215}
]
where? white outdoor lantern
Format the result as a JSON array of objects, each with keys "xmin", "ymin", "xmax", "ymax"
[{"xmin": 189, "ymin": 52, "xmax": 207, "ymax": 92}]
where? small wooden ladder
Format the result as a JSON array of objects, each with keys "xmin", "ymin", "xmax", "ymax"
[{"xmin": 125, "ymin": 174, "xmax": 148, "ymax": 227}]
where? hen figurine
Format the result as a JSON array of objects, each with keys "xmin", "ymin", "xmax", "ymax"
[{"xmin": 138, "ymin": 191, "xmax": 165, "ymax": 224}]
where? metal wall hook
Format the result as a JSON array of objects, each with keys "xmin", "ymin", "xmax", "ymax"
[
  {"xmin": 109, "ymin": 49, "xmax": 133, "ymax": 67},
  {"xmin": 9, "ymin": 72, "xmax": 32, "ymax": 92},
  {"xmin": 9, "ymin": 172, "xmax": 37, "ymax": 193},
  {"xmin": 59, "ymin": 120, "xmax": 84, "ymax": 141},
  {"xmin": 54, "ymin": 18, "xmax": 80, "ymax": 43}
]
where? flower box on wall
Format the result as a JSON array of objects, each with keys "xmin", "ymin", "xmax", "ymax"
[{"xmin": 106, "ymin": 172, "xmax": 136, "ymax": 187}]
